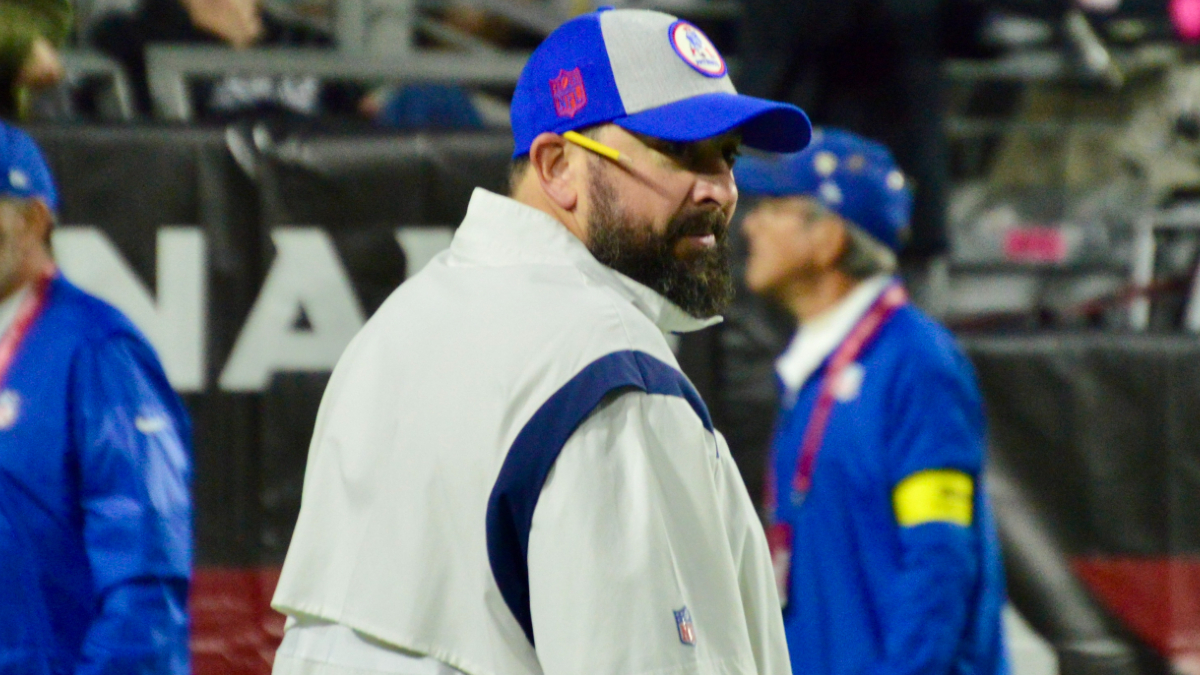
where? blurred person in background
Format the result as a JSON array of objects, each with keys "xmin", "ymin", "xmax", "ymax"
[
  {"xmin": 0, "ymin": 121, "xmax": 192, "ymax": 674},
  {"xmin": 737, "ymin": 128, "xmax": 1008, "ymax": 675},
  {"xmin": 360, "ymin": 82, "xmax": 485, "ymax": 130},
  {"xmin": 89, "ymin": 0, "xmax": 361, "ymax": 120},
  {"xmin": 0, "ymin": 0, "xmax": 70, "ymax": 119},
  {"xmin": 360, "ymin": 5, "xmax": 529, "ymax": 130}
]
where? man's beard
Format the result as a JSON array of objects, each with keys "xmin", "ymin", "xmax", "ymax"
[{"xmin": 584, "ymin": 168, "xmax": 734, "ymax": 319}]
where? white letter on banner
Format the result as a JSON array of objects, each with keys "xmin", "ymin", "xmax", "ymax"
[
  {"xmin": 219, "ymin": 228, "xmax": 365, "ymax": 392},
  {"xmin": 395, "ymin": 226, "xmax": 454, "ymax": 278},
  {"xmin": 52, "ymin": 226, "xmax": 207, "ymax": 392}
]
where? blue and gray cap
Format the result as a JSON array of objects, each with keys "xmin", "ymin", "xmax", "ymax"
[
  {"xmin": 734, "ymin": 128, "xmax": 912, "ymax": 251},
  {"xmin": 0, "ymin": 121, "xmax": 57, "ymax": 212},
  {"xmin": 510, "ymin": 8, "xmax": 811, "ymax": 158}
]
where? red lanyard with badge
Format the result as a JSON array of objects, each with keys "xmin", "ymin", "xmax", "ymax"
[
  {"xmin": 765, "ymin": 282, "xmax": 907, "ymax": 608},
  {"xmin": 0, "ymin": 268, "xmax": 55, "ymax": 388}
]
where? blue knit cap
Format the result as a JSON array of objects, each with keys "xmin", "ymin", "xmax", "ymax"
[{"xmin": 734, "ymin": 128, "xmax": 912, "ymax": 251}]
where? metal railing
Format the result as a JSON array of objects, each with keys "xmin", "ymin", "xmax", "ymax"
[
  {"xmin": 61, "ymin": 50, "xmax": 136, "ymax": 120},
  {"xmin": 145, "ymin": 45, "xmax": 529, "ymax": 121},
  {"xmin": 1129, "ymin": 205, "xmax": 1200, "ymax": 333}
]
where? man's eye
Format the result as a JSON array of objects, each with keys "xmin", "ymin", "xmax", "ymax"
[{"xmin": 723, "ymin": 147, "xmax": 741, "ymax": 166}]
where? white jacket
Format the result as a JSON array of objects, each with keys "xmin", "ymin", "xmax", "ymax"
[{"xmin": 271, "ymin": 189, "xmax": 790, "ymax": 675}]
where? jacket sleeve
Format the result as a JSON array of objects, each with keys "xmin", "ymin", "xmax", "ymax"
[
  {"xmin": 871, "ymin": 353, "xmax": 987, "ymax": 675},
  {"xmin": 69, "ymin": 333, "xmax": 192, "ymax": 675},
  {"xmin": 525, "ymin": 390, "xmax": 789, "ymax": 675},
  {"xmin": 713, "ymin": 429, "xmax": 793, "ymax": 675}
]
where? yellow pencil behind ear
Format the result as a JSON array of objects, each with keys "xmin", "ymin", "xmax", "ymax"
[{"xmin": 563, "ymin": 131, "xmax": 625, "ymax": 163}]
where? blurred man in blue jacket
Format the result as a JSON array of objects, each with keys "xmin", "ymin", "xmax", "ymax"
[
  {"xmin": 737, "ymin": 128, "xmax": 1008, "ymax": 675},
  {"xmin": 0, "ymin": 121, "xmax": 191, "ymax": 674}
]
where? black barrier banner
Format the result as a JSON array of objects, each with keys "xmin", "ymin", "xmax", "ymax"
[
  {"xmin": 248, "ymin": 127, "xmax": 514, "ymax": 562},
  {"xmin": 968, "ymin": 335, "xmax": 1200, "ymax": 675},
  {"xmin": 24, "ymin": 124, "xmax": 1199, "ymax": 675},
  {"xmin": 30, "ymin": 124, "xmax": 519, "ymax": 675}
]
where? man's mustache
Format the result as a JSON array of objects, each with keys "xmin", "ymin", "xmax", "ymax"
[{"xmin": 666, "ymin": 207, "xmax": 729, "ymax": 242}]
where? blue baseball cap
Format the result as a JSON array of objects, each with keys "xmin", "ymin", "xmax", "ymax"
[
  {"xmin": 0, "ymin": 122, "xmax": 57, "ymax": 212},
  {"xmin": 734, "ymin": 128, "xmax": 912, "ymax": 251},
  {"xmin": 511, "ymin": 8, "xmax": 811, "ymax": 159}
]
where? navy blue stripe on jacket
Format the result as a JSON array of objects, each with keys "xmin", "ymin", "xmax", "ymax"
[{"xmin": 485, "ymin": 350, "xmax": 711, "ymax": 646}]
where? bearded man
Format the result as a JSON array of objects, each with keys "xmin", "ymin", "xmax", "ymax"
[{"xmin": 270, "ymin": 8, "xmax": 810, "ymax": 675}]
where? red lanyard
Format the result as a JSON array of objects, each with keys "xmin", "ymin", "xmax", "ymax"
[
  {"xmin": 0, "ymin": 270, "xmax": 54, "ymax": 388},
  {"xmin": 767, "ymin": 283, "xmax": 907, "ymax": 514}
]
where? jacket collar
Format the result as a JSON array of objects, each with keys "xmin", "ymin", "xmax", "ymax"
[
  {"xmin": 775, "ymin": 274, "xmax": 894, "ymax": 394},
  {"xmin": 450, "ymin": 188, "xmax": 721, "ymax": 335}
]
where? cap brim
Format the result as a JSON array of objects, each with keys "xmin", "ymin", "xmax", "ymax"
[
  {"xmin": 614, "ymin": 92, "xmax": 811, "ymax": 153},
  {"xmin": 733, "ymin": 155, "xmax": 805, "ymax": 196}
]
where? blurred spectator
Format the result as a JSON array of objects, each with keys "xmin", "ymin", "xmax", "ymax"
[
  {"xmin": 736, "ymin": 129, "xmax": 1007, "ymax": 675},
  {"xmin": 362, "ymin": 83, "xmax": 484, "ymax": 130},
  {"xmin": 0, "ymin": 121, "xmax": 192, "ymax": 673},
  {"xmin": 0, "ymin": 0, "xmax": 71, "ymax": 119},
  {"xmin": 360, "ymin": 4, "xmax": 529, "ymax": 131},
  {"xmin": 737, "ymin": 0, "xmax": 950, "ymax": 259},
  {"xmin": 90, "ymin": 0, "xmax": 360, "ymax": 120}
]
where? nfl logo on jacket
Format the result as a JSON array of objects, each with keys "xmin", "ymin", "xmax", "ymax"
[{"xmin": 675, "ymin": 607, "xmax": 697, "ymax": 646}]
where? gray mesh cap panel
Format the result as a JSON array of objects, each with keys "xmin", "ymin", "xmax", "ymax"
[{"xmin": 599, "ymin": 9, "xmax": 736, "ymax": 116}]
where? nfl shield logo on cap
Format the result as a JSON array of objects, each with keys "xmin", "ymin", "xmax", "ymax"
[{"xmin": 551, "ymin": 68, "xmax": 587, "ymax": 119}]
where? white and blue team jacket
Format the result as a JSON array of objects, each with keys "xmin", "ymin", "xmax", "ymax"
[
  {"xmin": 770, "ymin": 277, "xmax": 1007, "ymax": 675},
  {"xmin": 272, "ymin": 188, "xmax": 790, "ymax": 675},
  {"xmin": 0, "ymin": 274, "xmax": 192, "ymax": 675}
]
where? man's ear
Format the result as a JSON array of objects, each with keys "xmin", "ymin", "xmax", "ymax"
[
  {"xmin": 24, "ymin": 199, "xmax": 53, "ymax": 247},
  {"xmin": 813, "ymin": 216, "xmax": 848, "ymax": 270},
  {"xmin": 528, "ymin": 132, "xmax": 580, "ymax": 211}
]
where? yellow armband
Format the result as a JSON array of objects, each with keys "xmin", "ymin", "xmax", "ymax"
[{"xmin": 893, "ymin": 469, "xmax": 974, "ymax": 527}]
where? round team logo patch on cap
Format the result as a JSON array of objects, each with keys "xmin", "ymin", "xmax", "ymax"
[{"xmin": 668, "ymin": 21, "xmax": 726, "ymax": 78}]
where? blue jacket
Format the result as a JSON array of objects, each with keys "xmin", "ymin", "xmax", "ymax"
[
  {"xmin": 0, "ymin": 274, "xmax": 191, "ymax": 675},
  {"xmin": 771, "ymin": 300, "xmax": 1007, "ymax": 675}
]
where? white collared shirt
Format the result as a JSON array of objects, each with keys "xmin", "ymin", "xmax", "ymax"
[
  {"xmin": 775, "ymin": 275, "xmax": 893, "ymax": 399},
  {"xmin": 272, "ymin": 189, "xmax": 790, "ymax": 675}
]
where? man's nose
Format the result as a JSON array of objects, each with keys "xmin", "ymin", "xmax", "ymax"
[{"xmin": 692, "ymin": 169, "xmax": 737, "ymax": 211}]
